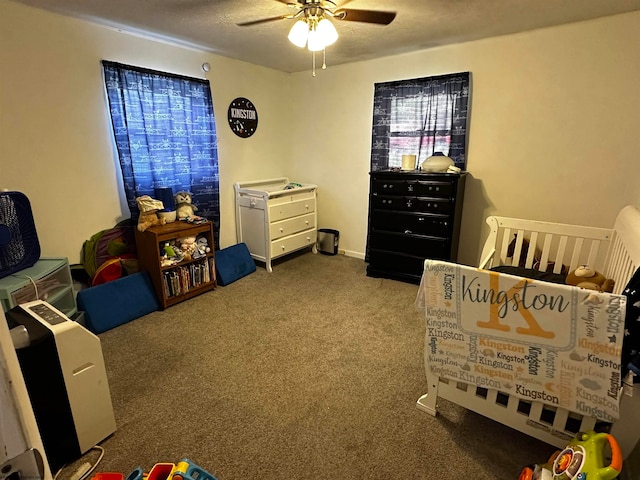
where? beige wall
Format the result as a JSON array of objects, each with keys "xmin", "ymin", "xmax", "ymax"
[
  {"xmin": 3, "ymin": 1, "xmax": 640, "ymax": 268},
  {"xmin": 289, "ymin": 12, "xmax": 640, "ymax": 265},
  {"xmin": 1, "ymin": 1, "xmax": 293, "ymax": 262}
]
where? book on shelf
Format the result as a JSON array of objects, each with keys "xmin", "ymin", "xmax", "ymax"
[{"xmin": 162, "ymin": 257, "xmax": 213, "ymax": 298}]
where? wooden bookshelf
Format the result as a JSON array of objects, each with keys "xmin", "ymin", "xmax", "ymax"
[{"xmin": 134, "ymin": 220, "xmax": 216, "ymax": 309}]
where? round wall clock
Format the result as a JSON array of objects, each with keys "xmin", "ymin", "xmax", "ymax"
[{"xmin": 227, "ymin": 97, "xmax": 258, "ymax": 138}]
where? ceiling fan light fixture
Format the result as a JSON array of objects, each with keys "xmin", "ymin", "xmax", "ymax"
[
  {"xmin": 307, "ymin": 27, "xmax": 325, "ymax": 52},
  {"xmin": 288, "ymin": 20, "xmax": 308, "ymax": 48},
  {"xmin": 238, "ymin": 2, "xmax": 396, "ymax": 75},
  {"xmin": 316, "ymin": 18, "xmax": 338, "ymax": 47}
]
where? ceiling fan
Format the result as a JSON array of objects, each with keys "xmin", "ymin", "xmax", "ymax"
[
  {"xmin": 238, "ymin": 1, "xmax": 396, "ymax": 75},
  {"xmin": 237, "ymin": 0, "xmax": 397, "ymax": 27}
]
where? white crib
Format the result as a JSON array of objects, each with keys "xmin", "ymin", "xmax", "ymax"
[{"xmin": 416, "ymin": 205, "xmax": 640, "ymax": 459}]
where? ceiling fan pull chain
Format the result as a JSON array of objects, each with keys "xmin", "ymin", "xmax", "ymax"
[
  {"xmin": 322, "ymin": 48, "xmax": 327, "ymax": 70},
  {"xmin": 312, "ymin": 50, "xmax": 316, "ymax": 77}
]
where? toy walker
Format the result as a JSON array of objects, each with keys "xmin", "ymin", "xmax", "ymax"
[{"xmin": 519, "ymin": 431, "xmax": 622, "ymax": 480}]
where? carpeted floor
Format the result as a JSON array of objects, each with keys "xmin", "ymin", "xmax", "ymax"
[{"xmin": 64, "ymin": 252, "xmax": 555, "ymax": 480}]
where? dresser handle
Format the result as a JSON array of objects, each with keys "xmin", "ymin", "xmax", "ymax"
[
  {"xmin": 281, "ymin": 245, "xmax": 286, "ymax": 251},
  {"xmin": 418, "ymin": 217, "xmax": 425, "ymax": 222},
  {"xmin": 250, "ymin": 199, "xmax": 256, "ymax": 207},
  {"xmin": 305, "ymin": 221, "xmax": 309, "ymax": 225},
  {"xmin": 405, "ymin": 230, "xmax": 412, "ymax": 234},
  {"xmin": 279, "ymin": 228, "xmax": 284, "ymax": 232}
]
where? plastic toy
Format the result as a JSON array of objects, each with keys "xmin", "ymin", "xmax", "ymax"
[
  {"xmin": 172, "ymin": 459, "xmax": 217, "ymax": 480},
  {"xmin": 120, "ymin": 459, "xmax": 217, "ymax": 480},
  {"xmin": 518, "ymin": 430, "xmax": 622, "ymax": 480}
]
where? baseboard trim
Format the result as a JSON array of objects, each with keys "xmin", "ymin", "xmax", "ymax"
[{"xmin": 342, "ymin": 250, "xmax": 365, "ymax": 260}]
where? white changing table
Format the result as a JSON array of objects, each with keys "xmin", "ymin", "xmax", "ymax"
[{"xmin": 234, "ymin": 178, "xmax": 318, "ymax": 272}]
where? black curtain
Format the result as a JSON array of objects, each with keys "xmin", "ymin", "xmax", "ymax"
[{"xmin": 370, "ymin": 72, "xmax": 470, "ymax": 171}]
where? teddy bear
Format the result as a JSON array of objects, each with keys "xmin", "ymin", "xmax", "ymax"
[
  {"xmin": 566, "ymin": 265, "xmax": 614, "ymax": 293},
  {"xmin": 136, "ymin": 195, "xmax": 167, "ymax": 232},
  {"xmin": 176, "ymin": 235, "xmax": 197, "ymax": 261}
]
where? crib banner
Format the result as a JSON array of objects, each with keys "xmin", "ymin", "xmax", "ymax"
[{"xmin": 421, "ymin": 260, "xmax": 627, "ymax": 421}]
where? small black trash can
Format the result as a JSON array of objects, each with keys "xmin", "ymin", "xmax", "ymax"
[{"xmin": 317, "ymin": 228, "xmax": 339, "ymax": 255}]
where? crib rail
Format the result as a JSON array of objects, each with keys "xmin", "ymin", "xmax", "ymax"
[
  {"xmin": 417, "ymin": 378, "xmax": 600, "ymax": 448},
  {"xmin": 479, "ymin": 215, "xmax": 612, "ymax": 275},
  {"xmin": 605, "ymin": 205, "xmax": 640, "ymax": 294},
  {"xmin": 419, "ymin": 206, "xmax": 640, "ymax": 457}
]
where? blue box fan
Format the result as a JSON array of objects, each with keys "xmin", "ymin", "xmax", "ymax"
[{"xmin": 0, "ymin": 191, "xmax": 41, "ymax": 280}]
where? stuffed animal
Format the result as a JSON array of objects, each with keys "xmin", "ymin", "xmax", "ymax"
[
  {"xmin": 192, "ymin": 236, "xmax": 211, "ymax": 259},
  {"xmin": 566, "ymin": 265, "xmax": 614, "ymax": 293},
  {"xmin": 174, "ymin": 191, "xmax": 199, "ymax": 220},
  {"xmin": 176, "ymin": 235, "xmax": 197, "ymax": 261},
  {"xmin": 161, "ymin": 241, "xmax": 184, "ymax": 266},
  {"xmin": 136, "ymin": 195, "xmax": 166, "ymax": 232}
]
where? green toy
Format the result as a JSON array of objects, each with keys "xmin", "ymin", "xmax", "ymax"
[{"xmin": 519, "ymin": 430, "xmax": 622, "ymax": 480}]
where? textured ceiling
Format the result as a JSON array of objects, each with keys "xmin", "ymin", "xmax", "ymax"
[{"xmin": 9, "ymin": 0, "xmax": 640, "ymax": 73}]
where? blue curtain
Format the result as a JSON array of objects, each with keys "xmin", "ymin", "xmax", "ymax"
[
  {"xmin": 102, "ymin": 61, "xmax": 220, "ymax": 246},
  {"xmin": 370, "ymin": 72, "xmax": 470, "ymax": 171}
]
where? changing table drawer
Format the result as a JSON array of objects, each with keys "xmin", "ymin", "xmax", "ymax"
[
  {"xmin": 270, "ymin": 213, "xmax": 315, "ymax": 240},
  {"xmin": 270, "ymin": 229, "xmax": 317, "ymax": 258},
  {"xmin": 269, "ymin": 197, "xmax": 316, "ymax": 222}
]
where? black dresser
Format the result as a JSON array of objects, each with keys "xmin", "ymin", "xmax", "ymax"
[{"xmin": 365, "ymin": 170, "xmax": 467, "ymax": 284}]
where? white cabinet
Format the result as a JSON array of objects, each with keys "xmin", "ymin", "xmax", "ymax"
[{"xmin": 234, "ymin": 178, "xmax": 317, "ymax": 272}]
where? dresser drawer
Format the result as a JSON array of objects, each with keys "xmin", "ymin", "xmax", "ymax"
[
  {"xmin": 371, "ymin": 178, "xmax": 409, "ymax": 195},
  {"xmin": 269, "ymin": 190, "xmax": 316, "ymax": 205},
  {"xmin": 371, "ymin": 178, "xmax": 455, "ymax": 198},
  {"xmin": 269, "ymin": 198, "xmax": 316, "ymax": 222},
  {"xmin": 366, "ymin": 250, "xmax": 426, "ymax": 277},
  {"xmin": 370, "ymin": 211, "xmax": 451, "ymax": 236},
  {"xmin": 270, "ymin": 229, "xmax": 317, "ymax": 258},
  {"xmin": 270, "ymin": 213, "xmax": 315, "ymax": 240},
  {"xmin": 413, "ymin": 180, "xmax": 455, "ymax": 198},
  {"xmin": 370, "ymin": 195, "xmax": 453, "ymax": 214},
  {"xmin": 368, "ymin": 231, "xmax": 449, "ymax": 258}
]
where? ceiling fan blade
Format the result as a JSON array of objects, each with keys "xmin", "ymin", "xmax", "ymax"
[
  {"xmin": 334, "ymin": 9, "xmax": 396, "ymax": 25},
  {"xmin": 237, "ymin": 15, "xmax": 291, "ymax": 27}
]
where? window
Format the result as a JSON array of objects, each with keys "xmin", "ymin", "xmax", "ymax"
[
  {"xmin": 102, "ymin": 61, "xmax": 220, "ymax": 245},
  {"xmin": 370, "ymin": 72, "xmax": 470, "ymax": 171}
]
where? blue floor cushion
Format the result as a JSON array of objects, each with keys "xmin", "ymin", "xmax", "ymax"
[
  {"xmin": 215, "ymin": 243, "xmax": 256, "ymax": 286},
  {"xmin": 77, "ymin": 272, "xmax": 159, "ymax": 333}
]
